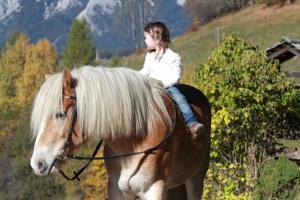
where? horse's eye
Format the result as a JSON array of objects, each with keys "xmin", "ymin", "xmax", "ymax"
[{"xmin": 55, "ymin": 113, "xmax": 66, "ymax": 119}]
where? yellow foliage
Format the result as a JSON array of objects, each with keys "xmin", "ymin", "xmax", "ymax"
[
  {"xmin": 81, "ymin": 151, "xmax": 108, "ymax": 200},
  {"xmin": 0, "ymin": 35, "xmax": 57, "ymax": 111},
  {"xmin": 0, "ymin": 35, "xmax": 57, "ymax": 140},
  {"xmin": 15, "ymin": 39, "xmax": 57, "ymax": 106},
  {"xmin": 0, "ymin": 34, "xmax": 29, "ymax": 111},
  {"xmin": 203, "ymin": 165, "xmax": 252, "ymax": 200}
]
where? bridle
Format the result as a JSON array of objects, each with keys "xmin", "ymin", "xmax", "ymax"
[{"xmin": 50, "ymin": 94, "xmax": 177, "ymax": 181}]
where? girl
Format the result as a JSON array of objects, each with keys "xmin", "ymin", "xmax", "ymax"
[{"xmin": 140, "ymin": 21, "xmax": 204, "ymax": 139}]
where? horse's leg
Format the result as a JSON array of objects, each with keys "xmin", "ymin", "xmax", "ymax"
[
  {"xmin": 184, "ymin": 151, "xmax": 210, "ymax": 200},
  {"xmin": 165, "ymin": 184, "xmax": 187, "ymax": 200},
  {"xmin": 107, "ymin": 179, "xmax": 124, "ymax": 200},
  {"xmin": 184, "ymin": 170, "xmax": 205, "ymax": 200},
  {"xmin": 107, "ymin": 179, "xmax": 135, "ymax": 200},
  {"xmin": 139, "ymin": 180, "xmax": 166, "ymax": 200}
]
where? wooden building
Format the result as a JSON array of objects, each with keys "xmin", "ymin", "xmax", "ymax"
[
  {"xmin": 267, "ymin": 37, "xmax": 300, "ymax": 63},
  {"xmin": 266, "ymin": 37, "xmax": 300, "ymax": 87}
]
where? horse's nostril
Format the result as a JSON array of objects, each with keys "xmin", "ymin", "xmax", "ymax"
[{"xmin": 37, "ymin": 159, "xmax": 46, "ymax": 170}]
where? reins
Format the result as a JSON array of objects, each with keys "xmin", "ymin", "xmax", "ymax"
[{"xmin": 57, "ymin": 95, "xmax": 177, "ymax": 181}]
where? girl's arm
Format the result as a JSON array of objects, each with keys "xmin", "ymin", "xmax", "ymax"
[
  {"xmin": 162, "ymin": 55, "xmax": 182, "ymax": 88},
  {"xmin": 139, "ymin": 53, "xmax": 151, "ymax": 76}
]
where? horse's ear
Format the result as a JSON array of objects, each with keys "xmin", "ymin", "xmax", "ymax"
[{"xmin": 63, "ymin": 67, "xmax": 74, "ymax": 89}]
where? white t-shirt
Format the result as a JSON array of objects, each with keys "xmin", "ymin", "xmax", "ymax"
[{"xmin": 140, "ymin": 48, "xmax": 182, "ymax": 88}]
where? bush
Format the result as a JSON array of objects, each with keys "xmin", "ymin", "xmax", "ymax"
[
  {"xmin": 253, "ymin": 156, "xmax": 300, "ymax": 200},
  {"xmin": 194, "ymin": 33, "xmax": 300, "ymax": 199}
]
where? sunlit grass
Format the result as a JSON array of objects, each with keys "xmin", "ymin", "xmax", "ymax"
[{"xmin": 278, "ymin": 139, "xmax": 300, "ymax": 148}]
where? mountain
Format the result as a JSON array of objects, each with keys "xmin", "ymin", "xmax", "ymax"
[{"xmin": 0, "ymin": 0, "xmax": 191, "ymax": 51}]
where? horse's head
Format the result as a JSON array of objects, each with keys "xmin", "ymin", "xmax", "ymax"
[{"xmin": 30, "ymin": 68, "xmax": 84, "ymax": 176}]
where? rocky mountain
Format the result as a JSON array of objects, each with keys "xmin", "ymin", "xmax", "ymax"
[{"xmin": 0, "ymin": 0, "xmax": 191, "ymax": 51}]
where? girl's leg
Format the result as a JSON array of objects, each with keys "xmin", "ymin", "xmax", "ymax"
[
  {"xmin": 167, "ymin": 86, "xmax": 204, "ymax": 138},
  {"xmin": 167, "ymin": 86, "xmax": 198, "ymax": 126}
]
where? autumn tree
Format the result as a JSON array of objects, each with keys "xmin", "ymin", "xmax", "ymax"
[
  {"xmin": 0, "ymin": 34, "xmax": 57, "ymax": 112},
  {"xmin": 0, "ymin": 34, "xmax": 29, "ymax": 112},
  {"xmin": 63, "ymin": 19, "xmax": 96, "ymax": 68},
  {"xmin": 15, "ymin": 39, "xmax": 57, "ymax": 106}
]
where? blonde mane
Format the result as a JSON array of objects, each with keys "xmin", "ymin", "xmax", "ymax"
[{"xmin": 31, "ymin": 66, "xmax": 171, "ymax": 140}]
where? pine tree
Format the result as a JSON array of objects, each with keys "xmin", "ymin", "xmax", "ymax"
[{"xmin": 63, "ymin": 19, "xmax": 96, "ymax": 68}]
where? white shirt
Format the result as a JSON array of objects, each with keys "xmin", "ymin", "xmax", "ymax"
[{"xmin": 140, "ymin": 48, "xmax": 182, "ymax": 88}]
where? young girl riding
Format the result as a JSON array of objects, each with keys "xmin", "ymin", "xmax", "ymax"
[{"xmin": 140, "ymin": 21, "xmax": 205, "ymax": 139}]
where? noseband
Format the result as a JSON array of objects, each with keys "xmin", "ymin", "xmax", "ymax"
[{"xmin": 53, "ymin": 94, "xmax": 177, "ymax": 181}]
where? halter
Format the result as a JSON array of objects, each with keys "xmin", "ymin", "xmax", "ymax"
[{"xmin": 53, "ymin": 94, "xmax": 177, "ymax": 181}]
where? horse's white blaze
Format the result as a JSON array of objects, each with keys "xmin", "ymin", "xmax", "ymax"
[{"xmin": 30, "ymin": 120, "xmax": 66, "ymax": 175}]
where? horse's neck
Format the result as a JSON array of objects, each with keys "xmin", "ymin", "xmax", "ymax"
[{"xmin": 104, "ymin": 94, "xmax": 176, "ymax": 154}]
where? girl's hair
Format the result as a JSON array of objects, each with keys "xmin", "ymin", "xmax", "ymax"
[{"xmin": 144, "ymin": 21, "xmax": 171, "ymax": 49}]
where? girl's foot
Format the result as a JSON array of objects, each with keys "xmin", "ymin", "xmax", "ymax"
[{"xmin": 189, "ymin": 122, "xmax": 205, "ymax": 139}]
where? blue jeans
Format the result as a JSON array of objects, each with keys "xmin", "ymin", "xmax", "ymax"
[{"xmin": 167, "ymin": 86, "xmax": 198, "ymax": 126}]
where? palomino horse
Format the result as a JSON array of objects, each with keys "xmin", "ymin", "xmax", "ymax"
[{"xmin": 30, "ymin": 66, "xmax": 211, "ymax": 200}]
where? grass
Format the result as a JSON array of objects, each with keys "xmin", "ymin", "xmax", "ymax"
[
  {"xmin": 278, "ymin": 139, "xmax": 300, "ymax": 148},
  {"xmin": 118, "ymin": 2, "xmax": 300, "ymax": 85}
]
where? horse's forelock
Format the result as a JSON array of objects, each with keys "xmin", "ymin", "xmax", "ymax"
[{"xmin": 31, "ymin": 73, "xmax": 63, "ymax": 138}]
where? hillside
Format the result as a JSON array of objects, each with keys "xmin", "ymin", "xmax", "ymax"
[{"xmin": 120, "ymin": 2, "xmax": 300, "ymax": 84}]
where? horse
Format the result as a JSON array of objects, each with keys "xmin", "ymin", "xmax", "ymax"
[{"xmin": 30, "ymin": 66, "xmax": 211, "ymax": 200}]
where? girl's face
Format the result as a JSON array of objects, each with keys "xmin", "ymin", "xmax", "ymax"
[{"xmin": 144, "ymin": 31, "xmax": 157, "ymax": 50}]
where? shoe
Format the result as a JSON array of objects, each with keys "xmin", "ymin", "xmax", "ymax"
[{"xmin": 189, "ymin": 122, "xmax": 205, "ymax": 137}]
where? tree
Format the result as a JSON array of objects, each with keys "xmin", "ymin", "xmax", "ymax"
[
  {"xmin": 194, "ymin": 34, "xmax": 299, "ymax": 199},
  {"xmin": 0, "ymin": 34, "xmax": 29, "ymax": 112},
  {"xmin": 63, "ymin": 19, "xmax": 96, "ymax": 68},
  {"xmin": 0, "ymin": 34, "xmax": 57, "ymax": 112},
  {"xmin": 15, "ymin": 39, "xmax": 57, "ymax": 106}
]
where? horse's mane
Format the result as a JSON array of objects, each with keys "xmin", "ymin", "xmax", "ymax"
[{"xmin": 31, "ymin": 66, "xmax": 172, "ymax": 140}]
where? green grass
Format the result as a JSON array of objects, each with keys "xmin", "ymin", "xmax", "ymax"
[
  {"xmin": 118, "ymin": 2, "xmax": 300, "ymax": 85},
  {"xmin": 278, "ymin": 139, "xmax": 300, "ymax": 148}
]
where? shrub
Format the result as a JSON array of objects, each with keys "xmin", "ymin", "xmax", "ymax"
[
  {"xmin": 253, "ymin": 156, "xmax": 300, "ymax": 200},
  {"xmin": 194, "ymin": 33, "xmax": 300, "ymax": 198}
]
